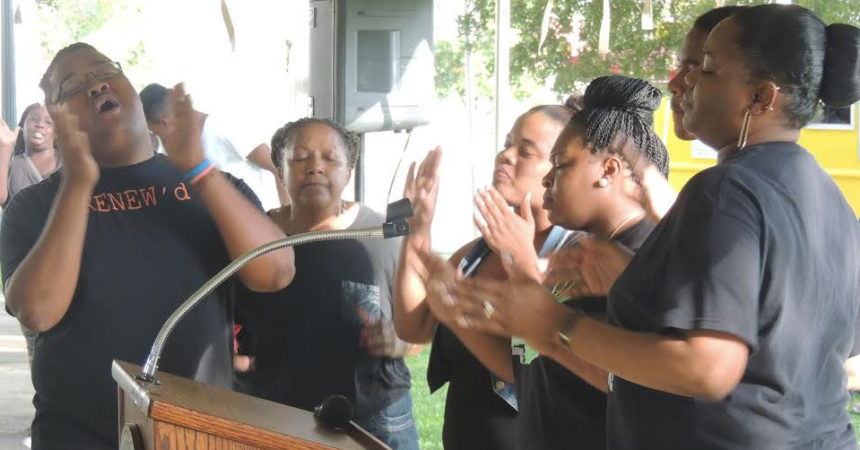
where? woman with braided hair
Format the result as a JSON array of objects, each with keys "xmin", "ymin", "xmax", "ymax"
[
  {"xmin": 233, "ymin": 118, "xmax": 421, "ymax": 449},
  {"xmin": 416, "ymin": 75, "xmax": 669, "ymax": 449},
  {"xmin": 424, "ymin": 5, "xmax": 860, "ymax": 449}
]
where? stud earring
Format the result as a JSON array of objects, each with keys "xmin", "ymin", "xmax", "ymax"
[{"xmin": 598, "ymin": 178, "xmax": 609, "ymax": 188}]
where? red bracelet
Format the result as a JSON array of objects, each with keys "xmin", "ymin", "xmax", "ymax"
[{"xmin": 189, "ymin": 164, "xmax": 216, "ymax": 186}]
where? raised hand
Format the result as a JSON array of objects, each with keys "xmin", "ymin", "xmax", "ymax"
[
  {"xmin": 159, "ymin": 83, "xmax": 205, "ymax": 171},
  {"xmin": 48, "ymin": 104, "xmax": 98, "ymax": 187},
  {"xmin": 403, "ymin": 147, "xmax": 442, "ymax": 235},
  {"xmin": 0, "ymin": 118, "xmax": 19, "ymax": 156},
  {"xmin": 474, "ymin": 187, "xmax": 540, "ymax": 281},
  {"xmin": 619, "ymin": 142, "xmax": 676, "ymax": 223},
  {"xmin": 392, "ymin": 147, "xmax": 444, "ymax": 344}
]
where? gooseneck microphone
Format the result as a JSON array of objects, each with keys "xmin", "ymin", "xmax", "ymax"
[
  {"xmin": 314, "ymin": 395, "xmax": 354, "ymax": 429},
  {"xmin": 136, "ymin": 199, "xmax": 413, "ymax": 384}
]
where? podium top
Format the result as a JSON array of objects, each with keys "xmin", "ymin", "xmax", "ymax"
[{"xmin": 112, "ymin": 360, "xmax": 389, "ymax": 450}]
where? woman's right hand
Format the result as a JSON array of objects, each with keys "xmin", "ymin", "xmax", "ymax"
[
  {"xmin": 474, "ymin": 188, "xmax": 541, "ymax": 281},
  {"xmin": 159, "ymin": 84, "xmax": 205, "ymax": 171},
  {"xmin": 0, "ymin": 118, "xmax": 19, "ymax": 157},
  {"xmin": 48, "ymin": 104, "xmax": 99, "ymax": 187}
]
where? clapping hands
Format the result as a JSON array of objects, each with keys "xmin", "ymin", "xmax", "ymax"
[
  {"xmin": 159, "ymin": 83, "xmax": 205, "ymax": 171},
  {"xmin": 48, "ymin": 104, "xmax": 99, "ymax": 186}
]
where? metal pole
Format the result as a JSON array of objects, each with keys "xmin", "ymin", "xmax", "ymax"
[
  {"xmin": 1, "ymin": 0, "xmax": 16, "ymax": 125},
  {"xmin": 494, "ymin": 0, "xmax": 510, "ymax": 152},
  {"xmin": 354, "ymin": 132, "xmax": 365, "ymax": 202},
  {"xmin": 465, "ymin": 6, "xmax": 474, "ymax": 150},
  {"xmin": 465, "ymin": 0, "xmax": 478, "ymax": 237}
]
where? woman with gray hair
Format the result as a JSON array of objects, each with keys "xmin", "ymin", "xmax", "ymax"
[{"xmin": 234, "ymin": 118, "xmax": 420, "ymax": 449}]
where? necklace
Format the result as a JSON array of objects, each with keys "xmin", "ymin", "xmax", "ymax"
[
  {"xmin": 608, "ymin": 212, "xmax": 645, "ymax": 241},
  {"xmin": 548, "ymin": 213, "xmax": 644, "ymax": 303}
]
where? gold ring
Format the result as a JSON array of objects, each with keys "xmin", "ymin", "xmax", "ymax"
[{"xmin": 482, "ymin": 300, "xmax": 494, "ymax": 319}]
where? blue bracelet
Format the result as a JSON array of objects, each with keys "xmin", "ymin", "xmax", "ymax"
[{"xmin": 183, "ymin": 159, "xmax": 213, "ymax": 183}]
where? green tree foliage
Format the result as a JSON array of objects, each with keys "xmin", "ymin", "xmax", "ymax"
[
  {"xmin": 32, "ymin": 0, "xmax": 148, "ymax": 76},
  {"xmin": 36, "ymin": 0, "xmax": 112, "ymax": 40},
  {"xmin": 434, "ymin": 1, "xmax": 498, "ymax": 100},
  {"xmin": 434, "ymin": 41, "xmax": 465, "ymax": 98},
  {"xmin": 437, "ymin": 0, "xmax": 860, "ymax": 100}
]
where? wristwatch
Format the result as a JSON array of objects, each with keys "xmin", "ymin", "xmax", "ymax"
[{"xmin": 557, "ymin": 307, "xmax": 585, "ymax": 351}]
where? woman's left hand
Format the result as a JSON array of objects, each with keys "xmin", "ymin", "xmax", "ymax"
[
  {"xmin": 448, "ymin": 276, "xmax": 564, "ymax": 355},
  {"xmin": 474, "ymin": 188, "xmax": 541, "ymax": 281},
  {"xmin": 159, "ymin": 83, "xmax": 205, "ymax": 171}
]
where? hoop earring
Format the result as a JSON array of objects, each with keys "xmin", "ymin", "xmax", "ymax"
[
  {"xmin": 598, "ymin": 177, "xmax": 609, "ymax": 188},
  {"xmin": 737, "ymin": 108, "xmax": 752, "ymax": 150}
]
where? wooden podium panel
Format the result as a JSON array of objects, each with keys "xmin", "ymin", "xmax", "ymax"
[{"xmin": 113, "ymin": 360, "xmax": 389, "ymax": 450}]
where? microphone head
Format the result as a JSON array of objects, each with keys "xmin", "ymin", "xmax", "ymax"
[
  {"xmin": 314, "ymin": 394, "xmax": 353, "ymax": 429},
  {"xmin": 386, "ymin": 198, "xmax": 414, "ymax": 222}
]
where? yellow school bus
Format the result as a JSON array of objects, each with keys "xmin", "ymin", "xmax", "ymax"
[{"xmin": 653, "ymin": 100, "xmax": 860, "ymax": 217}]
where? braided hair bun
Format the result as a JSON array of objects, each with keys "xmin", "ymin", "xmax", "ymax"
[
  {"xmin": 572, "ymin": 75, "xmax": 669, "ymax": 177},
  {"xmin": 582, "ymin": 75, "xmax": 662, "ymax": 125}
]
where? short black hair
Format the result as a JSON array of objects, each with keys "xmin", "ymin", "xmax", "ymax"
[
  {"xmin": 565, "ymin": 75, "xmax": 669, "ymax": 178},
  {"xmin": 139, "ymin": 83, "xmax": 171, "ymax": 123},
  {"xmin": 693, "ymin": 6, "xmax": 748, "ymax": 33},
  {"xmin": 270, "ymin": 118, "xmax": 360, "ymax": 169},
  {"xmin": 732, "ymin": 5, "xmax": 860, "ymax": 127},
  {"xmin": 39, "ymin": 42, "xmax": 98, "ymax": 104}
]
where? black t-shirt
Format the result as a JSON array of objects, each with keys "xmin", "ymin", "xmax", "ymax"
[
  {"xmin": 513, "ymin": 219, "xmax": 653, "ymax": 450},
  {"xmin": 0, "ymin": 155, "xmax": 256, "ymax": 449},
  {"xmin": 234, "ymin": 205, "xmax": 410, "ymax": 417},
  {"xmin": 428, "ymin": 323, "xmax": 521, "ymax": 450},
  {"xmin": 607, "ymin": 142, "xmax": 860, "ymax": 450},
  {"xmin": 427, "ymin": 226, "xmax": 570, "ymax": 450}
]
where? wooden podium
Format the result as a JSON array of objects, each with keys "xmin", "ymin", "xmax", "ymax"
[{"xmin": 112, "ymin": 360, "xmax": 390, "ymax": 450}]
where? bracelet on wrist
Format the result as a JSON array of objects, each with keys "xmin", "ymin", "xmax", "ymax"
[
  {"xmin": 182, "ymin": 158, "xmax": 213, "ymax": 183},
  {"xmin": 189, "ymin": 164, "xmax": 217, "ymax": 187},
  {"xmin": 557, "ymin": 307, "xmax": 585, "ymax": 351}
]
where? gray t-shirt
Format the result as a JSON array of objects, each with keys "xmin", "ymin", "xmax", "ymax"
[
  {"xmin": 607, "ymin": 142, "xmax": 860, "ymax": 449},
  {"xmin": 7, "ymin": 154, "xmax": 58, "ymax": 201}
]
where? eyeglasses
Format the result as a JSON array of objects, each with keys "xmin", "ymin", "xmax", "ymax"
[{"xmin": 54, "ymin": 61, "xmax": 123, "ymax": 104}]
